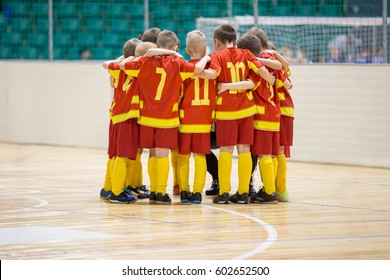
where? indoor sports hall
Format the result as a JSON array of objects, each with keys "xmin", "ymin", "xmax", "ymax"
[{"xmin": 1, "ymin": 0, "xmax": 389, "ymax": 267}]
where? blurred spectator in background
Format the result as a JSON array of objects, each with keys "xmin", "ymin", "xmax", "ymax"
[
  {"xmin": 327, "ymin": 45, "xmax": 340, "ymax": 63},
  {"xmin": 79, "ymin": 48, "xmax": 92, "ymax": 60},
  {"xmin": 329, "ymin": 33, "xmax": 362, "ymax": 63},
  {"xmin": 355, "ymin": 46, "xmax": 371, "ymax": 63},
  {"xmin": 372, "ymin": 47, "xmax": 384, "ymax": 64}
]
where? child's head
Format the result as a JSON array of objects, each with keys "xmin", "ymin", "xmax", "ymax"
[
  {"xmin": 156, "ymin": 29, "xmax": 180, "ymax": 51},
  {"xmin": 213, "ymin": 24, "xmax": 237, "ymax": 50},
  {"xmin": 245, "ymin": 27, "xmax": 269, "ymax": 51},
  {"xmin": 135, "ymin": 42, "xmax": 158, "ymax": 57},
  {"xmin": 237, "ymin": 34, "xmax": 261, "ymax": 56},
  {"xmin": 140, "ymin": 27, "xmax": 161, "ymax": 43},
  {"xmin": 185, "ymin": 30, "xmax": 207, "ymax": 58},
  {"xmin": 123, "ymin": 38, "xmax": 142, "ymax": 58}
]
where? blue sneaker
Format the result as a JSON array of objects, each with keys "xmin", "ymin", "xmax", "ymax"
[
  {"xmin": 109, "ymin": 190, "xmax": 137, "ymax": 204},
  {"xmin": 189, "ymin": 192, "xmax": 202, "ymax": 204},
  {"xmin": 100, "ymin": 188, "xmax": 111, "ymax": 200}
]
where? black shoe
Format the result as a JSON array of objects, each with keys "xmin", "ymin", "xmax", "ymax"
[
  {"xmin": 127, "ymin": 186, "xmax": 150, "ymax": 199},
  {"xmin": 156, "ymin": 192, "xmax": 172, "ymax": 204},
  {"xmin": 109, "ymin": 191, "xmax": 137, "ymax": 204},
  {"xmin": 189, "ymin": 192, "xmax": 202, "ymax": 204},
  {"xmin": 205, "ymin": 179, "xmax": 219, "ymax": 195},
  {"xmin": 149, "ymin": 192, "xmax": 157, "ymax": 204},
  {"xmin": 229, "ymin": 192, "xmax": 249, "ymax": 204},
  {"xmin": 249, "ymin": 185, "xmax": 257, "ymax": 198},
  {"xmin": 213, "ymin": 192, "xmax": 229, "ymax": 204},
  {"xmin": 251, "ymin": 188, "xmax": 278, "ymax": 204},
  {"xmin": 180, "ymin": 191, "xmax": 192, "ymax": 203}
]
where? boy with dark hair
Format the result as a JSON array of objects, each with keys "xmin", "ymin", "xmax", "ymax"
[{"xmin": 200, "ymin": 24, "xmax": 274, "ymax": 204}]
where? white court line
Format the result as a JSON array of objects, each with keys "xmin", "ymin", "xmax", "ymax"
[
  {"xmin": 201, "ymin": 204, "xmax": 278, "ymax": 260},
  {"xmin": 0, "ymin": 194, "xmax": 48, "ymax": 213}
]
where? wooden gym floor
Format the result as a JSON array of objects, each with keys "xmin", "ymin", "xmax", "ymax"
[{"xmin": 0, "ymin": 142, "xmax": 389, "ymax": 260}]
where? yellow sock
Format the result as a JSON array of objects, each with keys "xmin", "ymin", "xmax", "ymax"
[
  {"xmin": 103, "ymin": 159, "xmax": 112, "ymax": 192},
  {"xmin": 237, "ymin": 152, "xmax": 252, "ymax": 195},
  {"xmin": 125, "ymin": 158, "xmax": 135, "ymax": 188},
  {"xmin": 177, "ymin": 154, "xmax": 190, "ymax": 192},
  {"xmin": 156, "ymin": 157, "xmax": 169, "ymax": 194},
  {"xmin": 218, "ymin": 152, "xmax": 232, "ymax": 195},
  {"xmin": 111, "ymin": 157, "xmax": 127, "ymax": 196},
  {"xmin": 193, "ymin": 155, "xmax": 206, "ymax": 193},
  {"xmin": 170, "ymin": 149, "xmax": 179, "ymax": 186},
  {"xmin": 276, "ymin": 154, "xmax": 287, "ymax": 193},
  {"xmin": 259, "ymin": 156, "xmax": 275, "ymax": 195},
  {"xmin": 136, "ymin": 158, "xmax": 143, "ymax": 186},
  {"xmin": 272, "ymin": 157, "xmax": 278, "ymax": 180},
  {"xmin": 148, "ymin": 157, "xmax": 157, "ymax": 193},
  {"xmin": 131, "ymin": 153, "xmax": 142, "ymax": 187}
]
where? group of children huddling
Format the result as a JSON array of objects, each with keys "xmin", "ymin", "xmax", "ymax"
[{"xmin": 100, "ymin": 23, "xmax": 294, "ymax": 205}]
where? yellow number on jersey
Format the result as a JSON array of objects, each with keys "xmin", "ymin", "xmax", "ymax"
[
  {"xmin": 155, "ymin": 67, "xmax": 167, "ymax": 100},
  {"xmin": 191, "ymin": 77, "xmax": 210, "ymax": 106},
  {"xmin": 227, "ymin": 62, "xmax": 246, "ymax": 93}
]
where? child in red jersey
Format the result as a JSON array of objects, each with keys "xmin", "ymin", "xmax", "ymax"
[
  {"xmin": 122, "ymin": 30, "xmax": 211, "ymax": 204},
  {"xmin": 101, "ymin": 38, "xmax": 142, "ymax": 203},
  {"xmin": 199, "ymin": 24, "xmax": 274, "ymax": 204},
  {"xmin": 246, "ymin": 27, "xmax": 293, "ymax": 202},
  {"xmin": 176, "ymin": 30, "xmax": 217, "ymax": 204}
]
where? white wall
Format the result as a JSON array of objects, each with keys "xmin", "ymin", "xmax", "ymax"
[{"xmin": 0, "ymin": 61, "xmax": 389, "ymax": 168}]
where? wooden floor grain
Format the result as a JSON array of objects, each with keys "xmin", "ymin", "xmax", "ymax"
[{"xmin": 0, "ymin": 142, "xmax": 389, "ymax": 260}]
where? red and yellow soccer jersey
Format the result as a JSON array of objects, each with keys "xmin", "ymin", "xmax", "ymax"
[
  {"xmin": 179, "ymin": 60, "xmax": 217, "ymax": 133},
  {"xmin": 276, "ymin": 71, "xmax": 294, "ymax": 118},
  {"xmin": 250, "ymin": 51, "xmax": 281, "ymax": 131},
  {"xmin": 108, "ymin": 62, "xmax": 140, "ymax": 124},
  {"xmin": 209, "ymin": 47, "xmax": 262, "ymax": 120},
  {"xmin": 124, "ymin": 55, "xmax": 195, "ymax": 128}
]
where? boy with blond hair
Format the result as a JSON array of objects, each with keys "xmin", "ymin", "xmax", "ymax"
[
  {"xmin": 176, "ymin": 30, "xmax": 217, "ymax": 204},
  {"xmin": 122, "ymin": 30, "xmax": 211, "ymax": 204}
]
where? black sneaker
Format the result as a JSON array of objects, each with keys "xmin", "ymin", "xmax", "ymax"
[
  {"xmin": 213, "ymin": 192, "xmax": 230, "ymax": 204},
  {"xmin": 205, "ymin": 179, "xmax": 219, "ymax": 195},
  {"xmin": 180, "ymin": 191, "xmax": 192, "ymax": 203},
  {"xmin": 251, "ymin": 188, "xmax": 278, "ymax": 204},
  {"xmin": 127, "ymin": 185, "xmax": 150, "ymax": 199},
  {"xmin": 249, "ymin": 184, "xmax": 257, "ymax": 198},
  {"xmin": 149, "ymin": 192, "xmax": 157, "ymax": 204},
  {"xmin": 229, "ymin": 192, "xmax": 249, "ymax": 204},
  {"xmin": 156, "ymin": 192, "xmax": 172, "ymax": 204},
  {"xmin": 189, "ymin": 192, "xmax": 202, "ymax": 204},
  {"xmin": 109, "ymin": 191, "xmax": 137, "ymax": 204},
  {"xmin": 100, "ymin": 188, "xmax": 111, "ymax": 200}
]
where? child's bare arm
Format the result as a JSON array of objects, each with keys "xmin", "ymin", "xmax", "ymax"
[
  {"xmin": 257, "ymin": 57, "xmax": 282, "ymax": 70},
  {"xmin": 194, "ymin": 55, "xmax": 211, "ymax": 73},
  {"xmin": 143, "ymin": 48, "xmax": 183, "ymax": 58},
  {"xmin": 194, "ymin": 69, "xmax": 217, "ymax": 79},
  {"xmin": 102, "ymin": 55, "xmax": 124, "ymax": 69},
  {"xmin": 119, "ymin": 56, "xmax": 135, "ymax": 70},
  {"xmin": 217, "ymin": 80, "xmax": 254, "ymax": 95},
  {"xmin": 258, "ymin": 67, "xmax": 275, "ymax": 85},
  {"xmin": 267, "ymin": 50, "xmax": 290, "ymax": 73}
]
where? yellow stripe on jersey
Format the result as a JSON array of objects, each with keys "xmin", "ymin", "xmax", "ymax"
[
  {"xmin": 248, "ymin": 61, "xmax": 260, "ymax": 74},
  {"xmin": 124, "ymin": 69, "xmax": 140, "ymax": 78},
  {"xmin": 254, "ymin": 120, "xmax": 280, "ymax": 131},
  {"xmin": 138, "ymin": 116, "xmax": 180, "ymax": 128},
  {"xmin": 180, "ymin": 71, "xmax": 194, "ymax": 81},
  {"xmin": 276, "ymin": 79, "xmax": 284, "ymax": 89},
  {"xmin": 179, "ymin": 124, "xmax": 212, "ymax": 133},
  {"xmin": 256, "ymin": 105, "xmax": 265, "ymax": 114},
  {"xmin": 139, "ymin": 100, "xmax": 144, "ymax": 109},
  {"xmin": 172, "ymin": 102, "xmax": 178, "ymax": 112},
  {"xmin": 278, "ymin": 92, "xmax": 285, "ymax": 101},
  {"xmin": 216, "ymin": 105, "xmax": 256, "ymax": 120},
  {"xmin": 179, "ymin": 109, "xmax": 185, "ymax": 119},
  {"xmin": 111, "ymin": 110, "xmax": 140, "ymax": 124},
  {"xmin": 280, "ymin": 107, "xmax": 294, "ymax": 117},
  {"xmin": 131, "ymin": 95, "xmax": 139, "ymax": 104}
]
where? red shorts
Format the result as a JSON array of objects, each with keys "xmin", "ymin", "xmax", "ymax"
[
  {"xmin": 280, "ymin": 116, "xmax": 293, "ymax": 158},
  {"xmin": 140, "ymin": 126, "xmax": 178, "ymax": 149},
  {"xmin": 251, "ymin": 130, "xmax": 280, "ymax": 156},
  {"xmin": 110, "ymin": 118, "xmax": 139, "ymax": 160},
  {"xmin": 216, "ymin": 116, "xmax": 254, "ymax": 147},
  {"xmin": 179, "ymin": 132, "xmax": 210, "ymax": 155}
]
